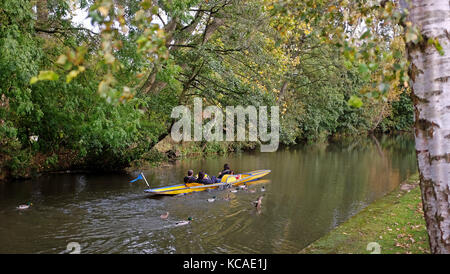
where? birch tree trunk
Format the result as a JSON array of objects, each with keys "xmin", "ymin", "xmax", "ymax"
[{"xmin": 408, "ymin": 0, "xmax": 450, "ymax": 254}]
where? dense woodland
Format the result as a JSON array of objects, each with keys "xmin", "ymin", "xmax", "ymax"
[{"xmin": 0, "ymin": 0, "xmax": 414, "ymax": 180}]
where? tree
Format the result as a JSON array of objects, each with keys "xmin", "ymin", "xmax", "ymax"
[
  {"xmin": 406, "ymin": 0, "xmax": 450, "ymax": 254},
  {"xmin": 275, "ymin": 0, "xmax": 450, "ymax": 253}
]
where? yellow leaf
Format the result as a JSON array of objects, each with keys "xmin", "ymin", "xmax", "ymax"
[
  {"xmin": 56, "ymin": 54, "xmax": 67, "ymax": 65},
  {"xmin": 104, "ymin": 53, "xmax": 115, "ymax": 64},
  {"xmin": 30, "ymin": 76, "xmax": 38, "ymax": 85},
  {"xmin": 66, "ymin": 70, "xmax": 79, "ymax": 83},
  {"xmin": 98, "ymin": 6, "xmax": 109, "ymax": 17},
  {"xmin": 98, "ymin": 80, "xmax": 109, "ymax": 94},
  {"xmin": 38, "ymin": 70, "xmax": 59, "ymax": 81}
]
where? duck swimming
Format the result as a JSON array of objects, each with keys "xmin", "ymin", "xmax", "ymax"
[
  {"xmin": 160, "ymin": 212, "xmax": 169, "ymax": 219},
  {"xmin": 253, "ymin": 196, "xmax": 263, "ymax": 209},
  {"xmin": 261, "ymin": 186, "xmax": 266, "ymax": 192},
  {"xmin": 17, "ymin": 202, "xmax": 33, "ymax": 210},
  {"xmin": 207, "ymin": 196, "xmax": 216, "ymax": 202},
  {"xmin": 175, "ymin": 217, "xmax": 193, "ymax": 226}
]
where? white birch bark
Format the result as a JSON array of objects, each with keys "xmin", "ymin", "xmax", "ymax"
[{"xmin": 408, "ymin": 0, "xmax": 450, "ymax": 254}]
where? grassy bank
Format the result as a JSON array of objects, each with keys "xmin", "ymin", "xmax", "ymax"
[{"xmin": 301, "ymin": 174, "xmax": 430, "ymax": 254}]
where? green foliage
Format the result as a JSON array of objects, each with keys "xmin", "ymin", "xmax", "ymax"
[
  {"xmin": 379, "ymin": 91, "xmax": 414, "ymax": 132},
  {"xmin": 203, "ymin": 141, "xmax": 228, "ymax": 155},
  {"xmin": 0, "ymin": 0, "xmax": 173, "ymax": 177},
  {"xmin": 348, "ymin": 95, "xmax": 363, "ymax": 108},
  {"xmin": 278, "ymin": 42, "xmax": 378, "ymax": 143}
]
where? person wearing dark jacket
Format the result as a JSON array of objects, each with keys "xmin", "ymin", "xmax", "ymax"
[
  {"xmin": 217, "ymin": 164, "xmax": 233, "ymax": 179},
  {"xmin": 184, "ymin": 170, "xmax": 197, "ymax": 185},
  {"xmin": 197, "ymin": 171, "xmax": 223, "ymax": 184},
  {"xmin": 196, "ymin": 171, "xmax": 215, "ymax": 185}
]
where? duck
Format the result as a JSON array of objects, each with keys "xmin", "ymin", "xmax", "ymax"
[
  {"xmin": 160, "ymin": 212, "xmax": 169, "ymax": 219},
  {"xmin": 17, "ymin": 202, "xmax": 33, "ymax": 210},
  {"xmin": 253, "ymin": 196, "xmax": 264, "ymax": 209},
  {"xmin": 207, "ymin": 196, "xmax": 216, "ymax": 203},
  {"xmin": 230, "ymin": 189, "xmax": 238, "ymax": 193},
  {"xmin": 175, "ymin": 217, "xmax": 193, "ymax": 226},
  {"xmin": 261, "ymin": 186, "xmax": 266, "ymax": 192}
]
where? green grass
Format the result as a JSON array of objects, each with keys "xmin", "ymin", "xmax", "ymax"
[{"xmin": 301, "ymin": 174, "xmax": 430, "ymax": 254}]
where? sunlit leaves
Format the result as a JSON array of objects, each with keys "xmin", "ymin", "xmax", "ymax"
[
  {"xmin": 56, "ymin": 46, "xmax": 87, "ymax": 68},
  {"xmin": 428, "ymin": 37, "xmax": 445, "ymax": 56},
  {"xmin": 89, "ymin": 0, "xmax": 167, "ymax": 100},
  {"xmin": 405, "ymin": 24, "xmax": 420, "ymax": 44},
  {"xmin": 134, "ymin": 1, "xmax": 168, "ymax": 63},
  {"xmin": 66, "ymin": 66, "xmax": 85, "ymax": 83},
  {"xmin": 358, "ymin": 63, "xmax": 370, "ymax": 80},
  {"xmin": 30, "ymin": 70, "xmax": 59, "ymax": 84},
  {"xmin": 56, "ymin": 54, "xmax": 67, "ymax": 65},
  {"xmin": 136, "ymin": 26, "xmax": 167, "ymax": 61},
  {"xmin": 360, "ymin": 30, "xmax": 371, "ymax": 40},
  {"xmin": 297, "ymin": 1, "xmax": 413, "ymax": 105},
  {"xmin": 139, "ymin": 0, "xmax": 151, "ymax": 10},
  {"xmin": 30, "ymin": 0, "xmax": 169, "ymax": 102},
  {"xmin": 1, "ymin": 0, "xmax": 176, "ymax": 177},
  {"xmin": 348, "ymin": 95, "xmax": 363, "ymax": 108}
]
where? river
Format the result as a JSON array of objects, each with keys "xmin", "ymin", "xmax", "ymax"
[{"xmin": 0, "ymin": 134, "xmax": 418, "ymax": 253}]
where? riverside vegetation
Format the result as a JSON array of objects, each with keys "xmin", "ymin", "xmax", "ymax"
[{"xmin": 0, "ymin": 0, "xmax": 414, "ymax": 181}]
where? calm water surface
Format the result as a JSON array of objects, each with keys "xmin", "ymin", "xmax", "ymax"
[{"xmin": 0, "ymin": 135, "xmax": 417, "ymax": 253}]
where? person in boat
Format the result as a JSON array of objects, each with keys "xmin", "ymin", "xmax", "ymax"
[
  {"xmin": 196, "ymin": 171, "xmax": 217, "ymax": 185},
  {"xmin": 184, "ymin": 170, "xmax": 197, "ymax": 185},
  {"xmin": 217, "ymin": 163, "xmax": 233, "ymax": 179}
]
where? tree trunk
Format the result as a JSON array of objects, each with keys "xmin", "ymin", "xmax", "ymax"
[
  {"xmin": 140, "ymin": 17, "xmax": 179, "ymax": 95},
  {"xmin": 408, "ymin": 0, "xmax": 450, "ymax": 254},
  {"xmin": 140, "ymin": 10, "xmax": 224, "ymax": 96},
  {"xmin": 277, "ymin": 80, "xmax": 288, "ymax": 103},
  {"xmin": 36, "ymin": 0, "xmax": 48, "ymax": 26}
]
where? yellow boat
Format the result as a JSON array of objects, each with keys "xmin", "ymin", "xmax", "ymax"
[{"xmin": 144, "ymin": 170, "xmax": 271, "ymax": 195}]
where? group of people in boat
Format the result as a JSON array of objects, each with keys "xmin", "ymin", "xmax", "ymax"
[{"xmin": 183, "ymin": 164, "xmax": 234, "ymax": 185}]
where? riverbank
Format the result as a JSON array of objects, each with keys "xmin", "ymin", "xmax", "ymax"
[
  {"xmin": 0, "ymin": 138, "xmax": 257, "ymax": 182},
  {"xmin": 128, "ymin": 136, "xmax": 259, "ymax": 170},
  {"xmin": 0, "ymin": 133, "xmax": 413, "ymax": 182},
  {"xmin": 301, "ymin": 174, "xmax": 430, "ymax": 254}
]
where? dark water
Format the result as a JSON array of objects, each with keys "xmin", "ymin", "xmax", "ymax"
[{"xmin": 0, "ymin": 135, "xmax": 417, "ymax": 254}]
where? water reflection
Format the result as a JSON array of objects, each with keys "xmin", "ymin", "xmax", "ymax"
[{"xmin": 0, "ymin": 134, "xmax": 417, "ymax": 253}]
